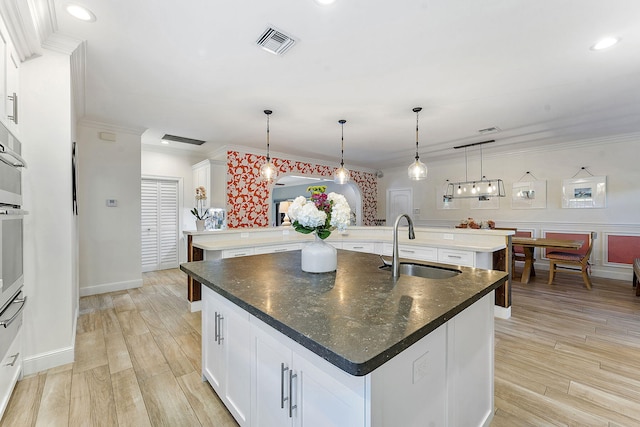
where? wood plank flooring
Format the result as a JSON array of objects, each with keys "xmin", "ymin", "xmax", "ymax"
[
  {"xmin": 1, "ymin": 267, "xmax": 639, "ymax": 426},
  {"xmin": 492, "ymin": 269, "xmax": 640, "ymax": 426},
  {"xmin": 0, "ymin": 269, "xmax": 238, "ymax": 427}
]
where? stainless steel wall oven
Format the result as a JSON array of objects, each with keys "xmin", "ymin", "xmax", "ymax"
[{"xmin": 0, "ymin": 122, "xmax": 27, "ymax": 416}]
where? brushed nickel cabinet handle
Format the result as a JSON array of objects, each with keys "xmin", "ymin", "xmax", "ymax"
[
  {"xmin": 289, "ymin": 370, "xmax": 297, "ymax": 417},
  {"xmin": 4, "ymin": 353, "xmax": 18, "ymax": 367}
]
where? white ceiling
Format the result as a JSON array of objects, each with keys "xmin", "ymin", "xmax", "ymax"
[{"xmin": 51, "ymin": 0, "xmax": 640, "ymax": 170}]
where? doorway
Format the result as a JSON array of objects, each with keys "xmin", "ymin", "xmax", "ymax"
[
  {"xmin": 141, "ymin": 177, "xmax": 179, "ymax": 272},
  {"xmin": 387, "ymin": 188, "xmax": 413, "ymax": 225}
]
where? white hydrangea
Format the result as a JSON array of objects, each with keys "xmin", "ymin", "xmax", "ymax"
[
  {"xmin": 287, "ymin": 196, "xmax": 327, "ymax": 228},
  {"xmin": 328, "ymin": 192, "xmax": 351, "ymax": 232}
]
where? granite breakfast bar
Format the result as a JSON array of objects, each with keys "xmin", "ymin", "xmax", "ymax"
[{"xmin": 181, "ymin": 249, "xmax": 507, "ymax": 427}]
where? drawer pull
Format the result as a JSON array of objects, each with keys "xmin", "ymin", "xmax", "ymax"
[
  {"xmin": 234, "ymin": 253, "xmax": 247, "ymax": 257},
  {"xmin": 0, "ymin": 296, "xmax": 27, "ymax": 328},
  {"xmin": 447, "ymin": 255, "xmax": 462, "ymax": 259},
  {"xmin": 401, "ymin": 249, "xmax": 415, "ymax": 253},
  {"xmin": 4, "ymin": 353, "xmax": 18, "ymax": 367},
  {"xmin": 274, "ymin": 248, "xmax": 288, "ymax": 252}
]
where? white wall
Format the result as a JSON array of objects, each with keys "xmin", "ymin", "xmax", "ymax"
[
  {"xmin": 141, "ymin": 146, "xmax": 204, "ymax": 262},
  {"xmin": 21, "ymin": 49, "xmax": 76, "ymax": 373},
  {"xmin": 379, "ymin": 135, "xmax": 640, "ymax": 280},
  {"xmin": 77, "ymin": 123, "xmax": 143, "ymax": 296}
]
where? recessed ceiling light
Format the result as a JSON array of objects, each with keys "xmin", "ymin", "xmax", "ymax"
[
  {"xmin": 314, "ymin": 0, "xmax": 337, "ymax": 5},
  {"xmin": 160, "ymin": 139, "xmax": 169, "ymax": 145},
  {"xmin": 591, "ymin": 37, "xmax": 620, "ymax": 51},
  {"xmin": 66, "ymin": 4, "xmax": 96, "ymax": 22}
]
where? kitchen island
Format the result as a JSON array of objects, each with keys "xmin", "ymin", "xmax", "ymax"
[{"xmin": 181, "ymin": 250, "xmax": 507, "ymax": 427}]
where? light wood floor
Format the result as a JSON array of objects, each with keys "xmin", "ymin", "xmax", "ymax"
[
  {"xmin": 0, "ymin": 269, "xmax": 238, "ymax": 427},
  {"xmin": 1, "ymin": 267, "xmax": 639, "ymax": 426}
]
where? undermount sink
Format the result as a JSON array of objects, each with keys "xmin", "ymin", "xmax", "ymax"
[{"xmin": 380, "ymin": 262, "xmax": 462, "ymax": 280}]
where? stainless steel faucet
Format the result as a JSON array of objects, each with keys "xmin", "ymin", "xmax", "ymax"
[{"xmin": 392, "ymin": 214, "xmax": 415, "ymax": 278}]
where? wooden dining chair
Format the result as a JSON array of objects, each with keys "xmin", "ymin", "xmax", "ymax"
[{"xmin": 547, "ymin": 232, "xmax": 596, "ymax": 289}]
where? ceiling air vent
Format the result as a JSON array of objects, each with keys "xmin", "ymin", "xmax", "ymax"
[
  {"xmin": 161, "ymin": 134, "xmax": 206, "ymax": 145},
  {"xmin": 478, "ymin": 126, "xmax": 501, "ymax": 135},
  {"xmin": 256, "ymin": 27, "xmax": 296, "ymax": 55}
]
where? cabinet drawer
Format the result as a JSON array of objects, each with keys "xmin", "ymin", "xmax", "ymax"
[
  {"xmin": 342, "ymin": 242, "xmax": 375, "ymax": 253},
  {"xmin": 398, "ymin": 246, "xmax": 437, "ymax": 261},
  {"xmin": 222, "ymin": 247, "xmax": 255, "ymax": 258},
  {"xmin": 438, "ymin": 249, "xmax": 474, "ymax": 267},
  {"xmin": 0, "ymin": 330, "xmax": 21, "ymax": 418},
  {"xmin": 254, "ymin": 243, "xmax": 302, "ymax": 254},
  {"xmin": 381, "ymin": 243, "xmax": 437, "ymax": 261}
]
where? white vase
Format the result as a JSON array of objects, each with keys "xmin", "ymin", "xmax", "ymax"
[
  {"xmin": 195, "ymin": 219, "xmax": 205, "ymax": 231},
  {"xmin": 301, "ymin": 233, "xmax": 337, "ymax": 273}
]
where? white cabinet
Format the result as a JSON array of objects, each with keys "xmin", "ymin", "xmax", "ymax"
[
  {"xmin": 202, "ymin": 287, "xmax": 252, "ymax": 426},
  {"xmin": 192, "ymin": 159, "xmax": 226, "ymax": 209},
  {"xmin": 202, "ymin": 285, "xmax": 495, "ymax": 427},
  {"xmin": 342, "ymin": 241, "xmax": 375, "ymax": 253},
  {"xmin": 0, "ymin": 329, "xmax": 21, "ymax": 418},
  {"xmin": 254, "ymin": 243, "xmax": 302, "ymax": 255},
  {"xmin": 251, "ymin": 320, "xmax": 365, "ymax": 427},
  {"xmin": 0, "ymin": 18, "xmax": 19, "ymax": 135},
  {"xmin": 222, "ymin": 247, "xmax": 255, "ymax": 258},
  {"xmin": 381, "ymin": 243, "xmax": 438, "ymax": 261},
  {"xmin": 438, "ymin": 248, "xmax": 475, "ymax": 267}
]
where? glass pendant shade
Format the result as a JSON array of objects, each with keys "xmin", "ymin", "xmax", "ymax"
[
  {"xmin": 334, "ymin": 165, "xmax": 351, "ymax": 184},
  {"xmin": 334, "ymin": 119, "xmax": 351, "ymax": 184},
  {"xmin": 408, "ymin": 158, "xmax": 428, "ymax": 180},
  {"xmin": 407, "ymin": 107, "xmax": 427, "ymax": 181},
  {"xmin": 259, "ymin": 160, "xmax": 278, "ymax": 183},
  {"xmin": 260, "ymin": 109, "xmax": 278, "ymax": 183}
]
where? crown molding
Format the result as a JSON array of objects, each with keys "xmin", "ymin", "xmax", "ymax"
[
  {"xmin": 70, "ymin": 41, "xmax": 85, "ymax": 122},
  {"xmin": 0, "ymin": 0, "xmax": 44, "ymax": 61}
]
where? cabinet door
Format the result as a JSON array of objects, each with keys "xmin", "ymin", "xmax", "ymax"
[
  {"xmin": 203, "ymin": 287, "xmax": 252, "ymax": 426},
  {"xmin": 293, "ymin": 352, "xmax": 365, "ymax": 427},
  {"xmin": 222, "ymin": 302, "xmax": 251, "ymax": 425},
  {"xmin": 202, "ymin": 288, "xmax": 223, "ymax": 391},
  {"xmin": 252, "ymin": 325, "xmax": 294, "ymax": 427},
  {"xmin": 5, "ymin": 50, "xmax": 18, "ymax": 134}
]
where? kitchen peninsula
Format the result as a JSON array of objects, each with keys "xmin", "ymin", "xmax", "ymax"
[
  {"xmin": 181, "ymin": 250, "xmax": 507, "ymax": 426},
  {"xmin": 184, "ymin": 226, "xmax": 514, "ymax": 317}
]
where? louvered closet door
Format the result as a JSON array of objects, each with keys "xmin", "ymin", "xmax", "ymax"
[{"xmin": 141, "ymin": 178, "xmax": 179, "ymax": 272}]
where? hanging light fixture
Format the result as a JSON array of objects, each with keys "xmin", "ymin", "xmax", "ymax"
[
  {"xmin": 407, "ymin": 107, "xmax": 428, "ymax": 180},
  {"xmin": 334, "ymin": 119, "xmax": 351, "ymax": 184},
  {"xmin": 444, "ymin": 140, "xmax": 506, "ymax": 199},
  {"xmin": 259, "ymin": 109, "xmax": 278, "ymax": 183}
]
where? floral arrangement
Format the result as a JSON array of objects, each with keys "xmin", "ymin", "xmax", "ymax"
[
  {"xmin": 456, "ymin": 217, "xmax": 495, "ymax": 229},
  {"xmin": 191, "ymin": 186, "xmax": 208, "ymax": 220},
  {"xmin": 287, "ymin": 185, "xmax": 351, "ymax": 240}
]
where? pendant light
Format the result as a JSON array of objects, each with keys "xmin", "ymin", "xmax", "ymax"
[
  {"xmin": 407, "ymin": 107, "xmax": 428, "ymax": 180},
  {"xmin": 444, "ymin": 140, "xmax": 506, "ymax": 199},
  {"xmin": 259, "ymin": 109, "xmax": 278, "ymax": 183},
  {"xmin": 334, "ymin": 119, "xmax": 351, "ymax": 184}
]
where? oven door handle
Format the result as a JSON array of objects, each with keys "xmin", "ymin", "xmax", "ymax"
[
  {"xmin": 0, "ymin": 142, "xmax": 27, "ymax": 168},
  {"xmin": 0, "ymin": 296, "xmax": 26, "ymax": 328}
]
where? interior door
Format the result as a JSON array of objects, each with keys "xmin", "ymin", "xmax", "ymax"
[
  {"xmin": 141, "ymin": 178, "xmax": 179, "ymax": 272},
  {"xmin": 386, "ymin": 188, "xmax": 413, "ymax": 226}
]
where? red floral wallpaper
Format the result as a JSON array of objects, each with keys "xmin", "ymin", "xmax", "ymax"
[{"xmin": 226, "ymin": 150, "xmax": 377, "ymax": 228}]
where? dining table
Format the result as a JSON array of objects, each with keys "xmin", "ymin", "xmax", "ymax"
[{"xmin": 511, "ymin": 237, "xmax": 584, "ymax": 284}]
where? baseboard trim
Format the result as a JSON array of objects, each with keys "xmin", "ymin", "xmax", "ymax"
[
  {"xmin": 190, "ymin": 300, "xmax": 202, "ymax": 312},
  {"xmin": 79, "ymin": 279, "xmax": 143, "ymax": 297},
  {"xmin": 23, "ymin": 345, "xmax": 75, "ymax": 376},
  {"xmin": 494, "ymin": 305, "xmax": 511, "ymax": 319}
]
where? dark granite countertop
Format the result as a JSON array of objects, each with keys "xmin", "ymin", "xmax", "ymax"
[{"xmin": 180, "ymin": 250, "xmax": 507, "ymax": 376}]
